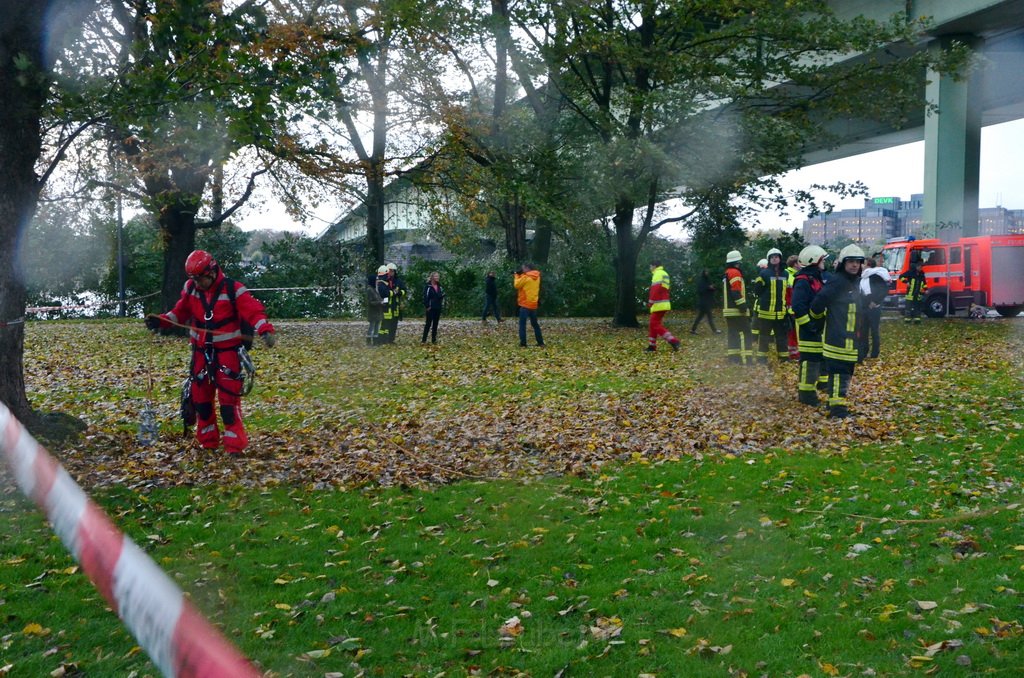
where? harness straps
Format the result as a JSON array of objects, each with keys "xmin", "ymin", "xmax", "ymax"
[{"xmin": 187, "ymin": 277, "xmax": 251, "ymax": 398}]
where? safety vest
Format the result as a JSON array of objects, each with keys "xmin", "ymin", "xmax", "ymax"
[
  {"xmin": 722, "ymin": 265, "xmax": 748, "ymax": 317},
  {"xmin": 649, "ymin": 266, "xmax": 671, "ymax": 313},
  {"xmin": 755, "ymin": 266, "xmax": 789, "ymax": 320}
]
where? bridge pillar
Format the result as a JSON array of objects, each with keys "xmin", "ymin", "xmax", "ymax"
[{"xmin": 923, "ymin": 36, "xmax": 982, "ymax": 240}]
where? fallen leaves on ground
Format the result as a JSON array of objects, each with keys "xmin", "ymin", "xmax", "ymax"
[{"xmin": 14, "ymin": 316, "xmax": 1024, "ymax": 491}]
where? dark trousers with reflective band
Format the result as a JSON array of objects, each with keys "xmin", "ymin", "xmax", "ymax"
[
  {"xmin": 822, "ymin": 357, "xmax": 856, "ymax": 407},
  {"xmin": 905, "ymin": 298, "xmax": 924, "ymax": 321},
  {"xmin": 756, "ymin": 317, "xmax": 788, "ymax": 363},
  {"xmin": 725, "ymin": 316, "xmax": 751, "ymax": 364}
]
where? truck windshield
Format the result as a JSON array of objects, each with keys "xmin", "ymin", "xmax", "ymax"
[{"xmin": 883, "ymin": 247, "xmax": 905, "ymax": 273}]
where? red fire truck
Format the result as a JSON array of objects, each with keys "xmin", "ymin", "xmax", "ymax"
[{"xmin": 880, "ymin": 234, "xmax": 1024, "ymax": 317}]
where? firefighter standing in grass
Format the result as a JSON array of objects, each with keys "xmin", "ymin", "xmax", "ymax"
[
  {"xmin": 722, "ymin": 250, "xmax": 751, "ymax": 364},
  {"xmin": 646, "ymin": 260, "xmax": 681, "ymax": 352},
  {"xmin": 750, "ymin": 257, "xmax": 767, "ymax": 347},
  {"xmin": 785, "ymin": 254, "xmax": 800, "ymax": 360},
  {"xmin": 791, "ymin": 246, "xmax": 828, "ymax": 406},
  {"xmin": 145, "ymin": 250, "xmax": 276, "ymax": 454},
  {"xmin": 752, "ymin": 248, "xmax": 789, "ymax": 365},
  {"xmin": 810, "ymin": 244, "xmax": 866, "ymax": 419},
  {"xmin": 900, "ymin": 260, "xmax": 927, "ymax": 323}
]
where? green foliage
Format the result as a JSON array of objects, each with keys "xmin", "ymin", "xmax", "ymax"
[
  {"xmin": 247, "ymin": 234, "xmax": 356, "ymax": 318},
  {"xmin": 20, "ymin": 201, "xmax": 112, "ymax": 316}
]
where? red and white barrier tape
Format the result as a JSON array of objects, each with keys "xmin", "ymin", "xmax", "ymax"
[{"xmin": 0, "ymin": 402, "xmax": 260, "ymax": 678}]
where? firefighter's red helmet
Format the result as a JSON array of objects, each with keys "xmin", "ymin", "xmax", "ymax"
[{"xmin": 185, "ymin": 250, "xmax": 217, "ymax": 277}]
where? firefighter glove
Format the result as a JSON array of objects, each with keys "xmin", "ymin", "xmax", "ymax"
[
  {"xmin": 145, "ymin": 315, "xmax": 161, "ymax": 332},
  {"xmin": 261, "ymin": 331, "xmax": 277, "ymax": 348}
]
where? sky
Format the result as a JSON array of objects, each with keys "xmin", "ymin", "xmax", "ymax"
[
  {"xmin": 239, "ymin": 117, "xmax": 1024, "ymax": 237},
  {"xmin": 766, "ymin": 117, "xmax": 1024, "ymax": 232}
]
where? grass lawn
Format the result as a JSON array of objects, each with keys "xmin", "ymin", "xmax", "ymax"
[{"xmin": 2, "ymin": 315, "xmax": 1022, "ymax": 676}]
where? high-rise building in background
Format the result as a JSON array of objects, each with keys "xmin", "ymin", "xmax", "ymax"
[{"xmin": 802, "ymin": 194, "xmax": 1023, "ymax": 247}]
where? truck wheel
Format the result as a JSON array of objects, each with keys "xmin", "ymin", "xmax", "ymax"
[
  {"xmin": 995, "ymin": 305, "xmax": 1022, "ymax": 318},
  {"xmin": 925, "ymin": 295, "xmax": 947, "ymax": 318}
]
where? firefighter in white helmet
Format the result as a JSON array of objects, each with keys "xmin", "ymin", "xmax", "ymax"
[
  {"xmin": 809, "ymin": 244, "xmax": 866, "ymax": 418},
  {"xmin": 751, "ymin": 248, "xmax": 789, "ymax": 364},
  {"xmin": 791, "ymin": 246, "xmax": 828, "ymax": 405},
  {"xmin": 722, "ymin": 250, "xmax": 751, "ymax": 364}
]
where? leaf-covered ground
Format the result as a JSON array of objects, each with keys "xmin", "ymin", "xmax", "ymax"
[{"xmin": 20, "ymin": 315, "xmax": 1024, "ymax": 490}]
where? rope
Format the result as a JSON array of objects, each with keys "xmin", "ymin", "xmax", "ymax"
[{"xmin": 145, "ymin": 313, "xmax": 255, "ymax": 345}]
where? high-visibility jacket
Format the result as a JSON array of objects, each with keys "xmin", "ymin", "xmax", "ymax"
[
  {"xmin": 810, "ymin": 270, "xmax": 860, "ymax": 363},
  {"xmin": 648, "ymin": 266, "xmax": 671, "ymax": 313},
  {"xmin": 514, "ymin": 269, "xmax": 541, "ymax": 309},
  {"xmin": 791, "ymin": 265, "xmax": 824, "ymax": 354},
  {"xmin": 754, "ymin": 265, "xmax": 789, "ymax": 320},
  {"xmin": 900, "ymin": 268, "xmax": 927, "ymax": 301},
  {"xmin": 722, "ymin": 265, "xmax": 748, "ymax": 317}
]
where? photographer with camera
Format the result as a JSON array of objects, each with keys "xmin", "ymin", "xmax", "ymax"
[{"xmin": 513, "ymin": 263, "xmax": 545, "ymax": 348}]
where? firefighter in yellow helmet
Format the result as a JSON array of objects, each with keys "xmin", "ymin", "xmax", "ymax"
[{"xmin": 810, "ymin": 244, "xmax": 866, "ymax": 418}]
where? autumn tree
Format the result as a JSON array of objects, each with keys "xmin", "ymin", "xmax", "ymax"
[
  {"xmin": 262, "ymin": 0, "xmax": 447, "ymax": 272},
  {"xmin": 501, "ymin": 0, "xmax": 966, "ymax": 326},
  {"xmin": 0, "ymin": 1, "xmax": 96, "ymax": 422}
]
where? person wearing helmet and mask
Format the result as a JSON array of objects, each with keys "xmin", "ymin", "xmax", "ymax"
[
  {"xmin": 145, "ymin": 250, "xmax": 276, "ymax": 454},
  {"xmin": 791, "ymin": 246, "xmax": 828, "ymax": 405},
  {"xmin": 751, "ymin": 248, "xmax": 789, "ymax": 365},
  {"xmin": 366, "ymin": 265, "xmax": 389, "ymax": 345},
  {"xmin": 810, "ymin": 244, "xmax": 866, "ymax": 418},
  {"xmin": 722, "ymin": 250, "xmax": 751, "ymax": 364}
]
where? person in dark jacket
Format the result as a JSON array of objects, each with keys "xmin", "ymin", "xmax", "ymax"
[
  {"xmin": 791, "ymin": 246, "xmax": 828, "ymax": 405},
  {"xmin": 810, "ymin": 244, "xmax": 866, "ymax": 419},
  {"xmin": 421, "ymin": 271, "xmax": 445, "ymax": 344},
  {"xmin": 482, "ymin": 271, "xmax": 502, "ymax": 323},
  {"xmin": 900, "ymin": 260, "xmax": 927, "ymax": 323},
  {"xmin": 690, "ymin": 269, "xmax": 720, "ymax": 334}
]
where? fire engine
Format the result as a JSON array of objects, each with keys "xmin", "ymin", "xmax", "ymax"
[{"xmin": 880, "ymin": 234, "xmax": 1024, "ymax": 317}]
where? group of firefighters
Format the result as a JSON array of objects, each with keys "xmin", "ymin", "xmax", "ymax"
[{"xmin": 649, "ymin": 244, "xmax": 929, "ymax": 419}]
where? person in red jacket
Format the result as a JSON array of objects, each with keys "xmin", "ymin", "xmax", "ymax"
[
  {"xmin": 145, "ymin": 250, "xmax": 276, "ymax": 454},
  {"xmin": 646, "ymin": 260, "xmax": 680, "ymax": 352}
]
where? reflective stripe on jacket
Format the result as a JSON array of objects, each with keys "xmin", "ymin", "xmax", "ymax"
[
  {"xmin": 648, "ymin": 266, "xmax": 671, "ymax": 313},
  {"xmin": 722, "ymin": 265, "xmax": 747, "ymax": 317}
]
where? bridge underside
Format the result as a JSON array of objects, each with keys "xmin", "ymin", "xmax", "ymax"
[{"xmin": 803, "ymin": 1, "xmax": 1024, "ymax": 237}]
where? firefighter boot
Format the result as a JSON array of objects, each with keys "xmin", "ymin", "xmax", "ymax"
[
  {"xmin": 798, "ymin": 389, "xmax": 819, "ymax": 407},
  {"xmin": 828, "ymin": 405, "xmax": 850, "ymax": 419}
]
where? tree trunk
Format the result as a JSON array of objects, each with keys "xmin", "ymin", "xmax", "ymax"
[
  {"xmin": 365, "ymin": 164, "xmax": 386, "ymax": 267},
  {"xmin": 159, "ymin": 204, "xmax": 198, "ymax": 312},
  {"xmin": 530, "ymin": 215, "xmax": 552, "ymax": 265},
  {"xmin": 504, "ymin": 197, "xmax": 528, "ymax": 262},
  {"xmin": 0, "ymin": 3, "xmax": 46, "ymax": 421},
  {"xmin": 612, "ymin": 196, "xmax": 640, "ymax": 328}
]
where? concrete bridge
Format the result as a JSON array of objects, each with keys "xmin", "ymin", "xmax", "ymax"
[{"xmin": 810, "ymin": 0, "xmax": 1024, "ymax": 237}]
